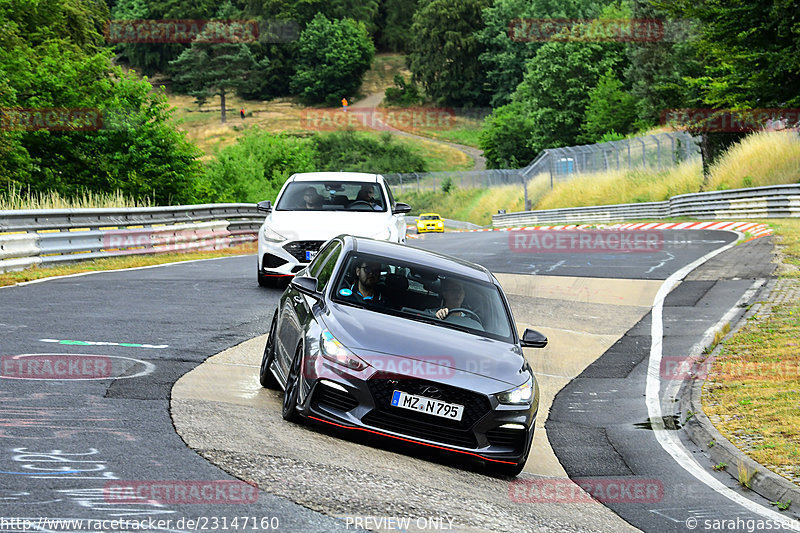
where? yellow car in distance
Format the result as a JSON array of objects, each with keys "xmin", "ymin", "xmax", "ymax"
[{"xmin": 415, "ymin": 213, "xmax": 445, "ymax": 233}]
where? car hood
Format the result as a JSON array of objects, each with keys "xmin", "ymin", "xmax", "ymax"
[
  {"xmin": 322, "ymin": 303, "xmax": 527, "ymax": 387},
  {"xmin": 266, "ymin": 210, "xmax": 393, "ymax": 241}
]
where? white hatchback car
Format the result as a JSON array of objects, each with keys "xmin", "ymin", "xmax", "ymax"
[{"xmin": 256, "ymin": 172, "xmax": 411, "ymax": 287}]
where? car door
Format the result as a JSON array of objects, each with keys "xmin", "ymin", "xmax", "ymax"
[
  {"xmin": 275, "ymin": 239, "xmax": 343, "ymax": 379},
  {"xmin": 383, "ymin": 181, "xmax": 406, "ymax": 242}
]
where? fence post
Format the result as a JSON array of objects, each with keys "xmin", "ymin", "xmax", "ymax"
[{"xmin": 655, "ymin": 136, "xmax": 661, "ymax": 170}]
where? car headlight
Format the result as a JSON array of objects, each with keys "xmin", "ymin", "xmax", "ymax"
[
  {"xmin": 261, "ymin": 224, "xmax": 287, "ymax": 243},
  {"xmin": 320, "ymin": 330, "xmax": 368, "ymax": 371},
  {"xmin": 436, "ymin": 221, "xmax": 443, "ymax": 227},
  {"xmin": 497, "ymin": 376, "xmax": 535, "ymax": 405}
]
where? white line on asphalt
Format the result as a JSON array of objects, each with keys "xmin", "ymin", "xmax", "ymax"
[
  {"xmin": 0, "ymin": 255, "xmax": 246, "ymax": 290},
  {"xmin": 645, "ymin": 232, "xmax": 800, "ymax": 530}
]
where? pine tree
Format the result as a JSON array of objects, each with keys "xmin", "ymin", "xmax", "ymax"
[{"xmin": 169, "ymin": 21, "xmax": 260, "ymax": 123}]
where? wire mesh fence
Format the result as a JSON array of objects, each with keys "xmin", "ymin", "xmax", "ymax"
[{"xmin": 384, "ymin": 132, "xmax": 700, "ymax": 196}]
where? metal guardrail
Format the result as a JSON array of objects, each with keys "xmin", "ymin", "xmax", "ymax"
[
  {"xmin": 492, "ymin": 184, "xmax": 800, "ymax": 226},
  {"xmin": 0, "ymin": 204, "xmax": 264, "ymax": 274}
]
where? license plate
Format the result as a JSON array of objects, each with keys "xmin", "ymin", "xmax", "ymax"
[
  {"xmin": 391, "ymin": 390, "xmax": 463, "ymax": 421},
  {"xmin": 305, "ymin": 250, "xmax": 317, "ymax": 261}
]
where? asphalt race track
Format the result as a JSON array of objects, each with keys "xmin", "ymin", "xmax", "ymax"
[{"xmin": 1, "ymin": 230, "xmax": 797, "ymax": 533}]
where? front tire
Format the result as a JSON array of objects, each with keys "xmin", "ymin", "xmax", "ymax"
[
  {"xmin": 282, "ymin": 345, "xmax": 303, "ymax": 422},
  {"xmin": 259, "ymin": 312, "xmax": 280, "ymax": 389}
]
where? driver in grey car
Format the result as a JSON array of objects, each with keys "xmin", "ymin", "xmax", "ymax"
[{"xmin": 430, "ymin": 278, "xmax": 469, "ymax": 320}]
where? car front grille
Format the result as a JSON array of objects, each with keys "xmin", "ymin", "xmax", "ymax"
[
  {"xmin": 362, "ymin": 372, "xmax": 492, "ymax": 448},
  {"xmin": 312, "ymin": 384, "xmax": 359, "ymax": 413},
  {"xmin": 283, "ymin": 241, "xmax": 326, "ymax": 263}
]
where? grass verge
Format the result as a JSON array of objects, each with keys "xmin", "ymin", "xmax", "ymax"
[
  {"xmin": 1, "ymin": 187, "xmax": 153, "ymax": 210},
  {"xmin": 703, "ymin": 219, "xmax": 800, "ymax": 487},
  {"xmin": 0, "ymin": 242, "xmax": 257, "ymax": 287},
  {"xmin": 706, "ymin": 131, "xmax": 800, "ymax": 191}
]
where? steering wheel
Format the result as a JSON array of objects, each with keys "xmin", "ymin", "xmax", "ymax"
[
  {"xmin": 445, "ymin": 307, "xmax": 483, "ymax": 325},
  {"xmin": 348, "ymin": 200, "xmax": 372, "ymax": 209}
]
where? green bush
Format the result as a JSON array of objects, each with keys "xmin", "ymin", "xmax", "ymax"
[
  {"xmin": 479, "ymin": 101, "xmax": 537, "ymax": 168},
  {"xmin": 290, "ymin": 14, "xmax": 375, "ymax": 105},
  {"xmin": 311, "ymin": 130, "xmax": 426, "ymax": 174},
  {"xmin": 384, "ymin": 75, "xmax": 424, "ymax": 106},
  {"xmin": 196, "ymin": 129, "xmax": 316, "ymax": 203}
]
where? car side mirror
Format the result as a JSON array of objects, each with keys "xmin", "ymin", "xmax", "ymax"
[
  {"xmin": 290, "ymin": 275, "xmax": 320, "ymax": 297},
  {"xmin": 392, "ymin": 202, "xmax": 412, "ymax": 214},
  {"xmin": 521, "ymin": 328, "xmax": 548, "ymax": 348},
  {"xmin": 257, "ymin": 200, "xmax": 272, "ymax": 212}
]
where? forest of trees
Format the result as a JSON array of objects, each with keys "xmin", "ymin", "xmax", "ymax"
[{"xmin": 1, "ymin": 0, "xmax": 797, "ymax": 203}]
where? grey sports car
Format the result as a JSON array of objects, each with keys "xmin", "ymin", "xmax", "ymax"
[{"xmin": 259, "ymin": 235, "xmax": 547, "ymax": 475}]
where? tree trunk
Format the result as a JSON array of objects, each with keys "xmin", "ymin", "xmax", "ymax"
[{"xmin": 220, "ymin": 90, "xmax": 227, "ymax": 124}]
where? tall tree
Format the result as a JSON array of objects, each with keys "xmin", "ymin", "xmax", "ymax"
[
  {"xmin": 654, "ymin": 0, "xmax": 800, "ymax": 109},
  {"xmin": 0, "ymin": 0, "xmax": 203, "ymax": 203},
  {"xmin": 168, "ymin": 6, "xmax": 260, "ymax": 123},
  {"xmin": 289, "ymin": 14, "xmax": 374, "ymax": 105},
  {"xmin": 477, "ymin": 0, "xmax": 602, "ymax": 108},
  {"xmin": 407, "ymin": 0, "xmax": 492, "ymax": 106},
  {"xmin": 623, "ymin": 0, "xmax": 703, "ymax": 128},
  {"xmin": 579, "ymin": 70, "xmax": 637, "ymax": 143},
  {"xmin": 375, "ymin": 0, "xmax": 419, "ymax": 52}
]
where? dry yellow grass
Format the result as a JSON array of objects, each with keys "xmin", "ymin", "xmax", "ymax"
[
  {"xmin": 707, "ymin": 130, "xmax": 800, "ymax": 190},
  {"xmin": 535, "ymin": 159, "xmax": 704, "ymax": 210},
  {"xmin": 0, "ymin": 186, "xmax": 152, "ymax": 210}
]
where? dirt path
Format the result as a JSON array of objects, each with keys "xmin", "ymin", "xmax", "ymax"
[{"xmin": 356, "ymin": 92, "xmax": 487, "ymax": 171}]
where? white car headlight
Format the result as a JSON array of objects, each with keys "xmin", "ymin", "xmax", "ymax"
[
  {"xmin": 261, "ymin": 224, "xmax": 287, "ymax": 243},
  {"xmin": 320, "ymin": 330, "xmax": 368, "ymax": 371},
  {"xmin": 497, "ymin": 376, "xmax": 535, "ymax": 405}
]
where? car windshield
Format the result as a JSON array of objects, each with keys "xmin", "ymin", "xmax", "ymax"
[
  {"xmin": 275, "ymin": 181, "xmax": 386, "ymax": 212},
  {"xmin": 331, "ymin": 252, "xmax": 513, "ymax": 342},
  {"xmin": 420, "ymin": 215, "xmax": 440, "ymax": 220}
]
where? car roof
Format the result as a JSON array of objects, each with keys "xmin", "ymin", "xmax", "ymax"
[
  {"xmin": 290, "ymin": 172, "xmax": 381, "ymax": 183},
  {"xmin": 419, "ymin": 212, "xmax": 441, "ymax": 217},
  {"xmin": 343, "ymin": 235, "xmax": 494, "ymax": 283}
]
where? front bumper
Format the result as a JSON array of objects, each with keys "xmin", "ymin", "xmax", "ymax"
[
  {"xmin": 296, "ymin": 357, "xmax": 536, "ymax": 466},
  {"xmin": 417, "ymin": 224, "xmax": 444, "ymax": 233},
  {"xmin": 258, "ymin": 239, "xmax": 326, "ymax": 277}
]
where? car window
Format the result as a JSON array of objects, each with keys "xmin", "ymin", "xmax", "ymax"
[
  {"xmin": 313, "ymin": 241, "xmax": 342, "ymax": 292},
  {"xmin": 308, "ymin": 239, "xmax": 340, "ymax": 278},
  {"xmin": 384, "ymin": 181, "xmax": 396, "ymax": 208},
  {"xmin": 331, "ymin": 252, "xmax": 513, "ymax": 342},
  {"xmin": 275, "ymin": 181, "xmax": 386, "ymax": 212}
]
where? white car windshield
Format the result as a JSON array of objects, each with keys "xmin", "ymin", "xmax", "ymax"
[
  {"xmin": 331, "ymin": 252, "xmax": 514, "ymax": 342},
  {"xmin": 275, "ymin": 181, "xmax": 386, "ymax": 212}
]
